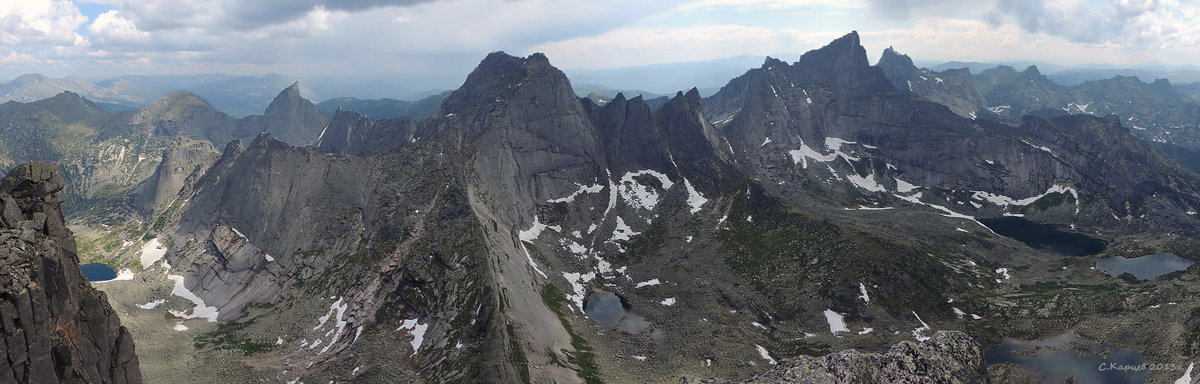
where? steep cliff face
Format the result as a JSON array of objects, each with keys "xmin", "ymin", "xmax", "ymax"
[
  {"xmin": 240, "ymin": 82, "xmax": 331, "ymax": 147},
  {"xmin": 130, "ymin": 138, "xmax": 220, "ymax": 216},
  {"xmin": 876, "ymin": 47, "xmax": 988, "ymax": 119},
  {"xmin": 315, "ymin": 108, "xmax": 417, "ymax": 155},
  {"xmin": 0, "ymin": 162, "xmax": 141, "ymax": 383},
  {"xmin": 702, "ymin": 31, "xmax": 1200, "ymax": 237}
]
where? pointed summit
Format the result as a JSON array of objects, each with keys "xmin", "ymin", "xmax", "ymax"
[
  {"xmin": 254, "ymin": 82, "xmax": 331, "ymax": 146},
  {"xmin": 791, "ymin": 31, "xmax": 894, "ymax": 96},
  {"xmin": 762, "ymin": 56, "xmax": 787, "ymax": 69},
  {"xmin": 875, "ymin": 46, "xmax": 919, "ymax": 91},
  {"xmin": 798, "ymin": 31, "xmax": 868, "ymax": 70}
]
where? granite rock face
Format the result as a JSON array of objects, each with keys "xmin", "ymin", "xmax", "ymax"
[
  {"xmin": 130, "ymin": 138, "xmax": 220, "ymax": 216},
  {"xmin": 876, "ymin": 47, "xmax": 988, "ymax": 119},
  {"xmin": 0, "ymin": 162, "xmax": 141, "ymax": 383},
  {"xmin": 315, "ymin": 108, "xmax": 416, "ymax": 155}
]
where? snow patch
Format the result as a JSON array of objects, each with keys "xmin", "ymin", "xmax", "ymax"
[
  {"xmin": 635, "ymin": 279, "xmax": 661, "ymax": 288},
  {"xmin": 610, "ymin": 217, "xmax": 639, "ymax": 242},
  {"xmin": 996, "ymin": 268, "xmax": 1011, "ymax": 280},
  {"xmin": 761, "ymin": 137, "xmax": 772, "ymax": 147},
  {"xmin": 174, "ymin": 323, "xmax": 188, "ymax": 331},
  {"xmin": 1175, "ymin": 362, "xmax": 1193, "ymax": 384},
  {"xmin": 858, "ymin": 283, "xmax": 870, "ymax": 304},
  {"xmin": 139, "ymin": 238, "xmax": 166, "ymax": 269},
  {"xmin": 136, "ymin": 299, "xmax": 166, "ymax": 310},
  {"xmin": 755, "ymin": 344, "xmax": 777, "ymax": 365},
  {"xmin": 166, "ymin": 275, "xmax": 219, "ymax": 322},
  {"xmin": 617, "ymin": 170, "xmax": 674, "ymax": 211},
  {"xmin": 660, "ymin": 297, "xmax": 676, "ymax": 306},
  {"xmin": 108, "ymin": 269, "xmax": 134, "ymax": 281},
  {"xmin": 858, "ymin": 327, "xmax": 874, "ymax": 335},
  {"xmin": 563, "ymin": 272, "xmax": 596, "ymax": 312},
  {"xmin": 395, "ymin": 319, "xmax": 428, "ymax": 356},
  {"xmin": 683, "ymin": 179, "xmax": 708, "ymax": 214},
  {"xmin": 895, "ymin": 178, "xmax": 918, "ymax": 193},
  {"xmin": 824, "ymin": 309, "xmax": 849, "ymax": 334},
  {"xmin": 912, "ymin": 312, "xmax": 932, "ymax": 342},
  {"xmin": 548, "ymin": 183, "xmax": 604, "ymax": 204}
]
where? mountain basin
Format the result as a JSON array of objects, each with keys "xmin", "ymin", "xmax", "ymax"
[
  {"xmin": 1097, "ymin": 254, "xmax": 1193, "ymax": 280},
  {"xmin": 978, "ymin": 216, "xmax": 1105, "ymax": 256},
  {"xmin": 984, "ymin": 338, "xmax": 1147, "ymax": 384},
  {"xmin": 81, "ymin": 263, "xmax": 118, "ymax": 282},
  {"xmin": 583, "ymin": 291, "xmax": 650, "ymax": 333}
]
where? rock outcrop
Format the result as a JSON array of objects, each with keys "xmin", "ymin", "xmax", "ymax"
[
  {"xmin": 0, "ymin": 162, "xmax": 141, "ymax": 383},
  {"xmin": 695, "ymin": 331, "xmax": 986, "ymax": 384}
]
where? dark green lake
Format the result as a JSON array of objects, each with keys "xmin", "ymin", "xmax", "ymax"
[{"xmin": 979, "ymin": 216, "xmax": 1105, "ymax": 256}]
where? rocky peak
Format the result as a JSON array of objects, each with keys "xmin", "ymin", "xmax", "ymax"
[
  {"xmin": 796, "ymin": 31, "xmax": 869, "ymax": 73},
  {"xmin": 659, "ymin": 88, "xmax": 730, "ymax": 171},
  {"xmin": 0, "ymin": 162, "xmax": 142, "ymax": 383},
  {"xmin": 590, "ymin": 88, "xmax": 670, "ymax": 175},
  {"xmin": 876, "ymin": 46, "xmax": 916, "ymax": 73},
  {"xmin": 259, "ymin": 82, "xmax": 331, "ymax": 146},
  {"xmin": 1021, "ymin": 64, "xmax": 1042, "ymax": 76},
  {"xmin": 38, "ymin": 90, "xmax": 105, "ymax": 114},
  {"xmin": 875, "ymin": 46, "xmax": 919, "ymax": 91},
  {"xmin": 793, "ymin": 31, "xmax": 895, "ymax": 96},
  {"xmin": 440, "ymin": 51, "xmax": 580, "ymax": 119},
  {"xmin": 761, "ymin": 56, "xmax": 787, "ymax": 69}
]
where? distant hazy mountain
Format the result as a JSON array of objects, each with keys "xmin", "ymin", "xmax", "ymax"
[
  {"xmin": 564, "ymin": 55, "xmax": 773, "ymax": 95},
  {"xmin": 1176, "ymin": 83, "xmax": 1200, "ymax": 101},
  {"xmin": 99, "ymin": 74, "xmax": 301, "ymax": 118},
  {"xmin": 929, "ymin": 61, "xmax": 1200, "ymax": 86},
  {"xmin": 0, "ymin": 73, "xmax": 303, "ymax": 118},
  {"xmin": 315, "ymin": 91, "xmax": 449, "ymax": 120},
  {"xmin": 880, "ymin": 47, "xmax": 1200, "ymax": 173}
]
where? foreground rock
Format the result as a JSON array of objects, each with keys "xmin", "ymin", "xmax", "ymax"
[
  {"xmin": 692, "ymin": 331, "xmax": 986, "ymax": 384},
  {"xmin": 0, "ymin": 162, "xmax": 141, "ymax": 383}
]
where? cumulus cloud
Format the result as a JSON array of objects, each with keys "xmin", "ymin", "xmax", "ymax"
[
  {"xmin": 84, "ymin": 0, "xmax": 437, "ymax": 33},
  {"xmin": 88, "ymin": 10, "xmax": 150, "ymax": 44},
  {"xmin": 0, "ymin": 0, "xmax": 86, "ymax": 46},
  {"xmin": 985, "ymin": 0, "xmax": 1160, "ymax": 44},
  {"xmin": 0, "ymin": 50, "xmax": 42, "ymax": 64}
]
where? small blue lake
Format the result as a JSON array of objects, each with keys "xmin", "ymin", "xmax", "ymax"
[
  {"xmin": 1097, "ymin": 254, "xmax": 1193, "ymax": 280},
  {"xmin": 583, "ymin": 291, "xmax": 650, "ymax": 333},
  {"xmin": 984, "ymin": 340, "xmax": 1147, "ymax": 383},
  {"xmin": 80, "ymin": 263, "xmax": 117, "ymax": 282}
]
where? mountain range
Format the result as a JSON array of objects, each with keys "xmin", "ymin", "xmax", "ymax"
[{"xmin": 2, "ymin": 31, "xmax": 1199, "ymax": 383}]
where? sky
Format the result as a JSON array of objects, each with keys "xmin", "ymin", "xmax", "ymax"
[{"xmin": 1, "ymin": 0, "xmax": 1198, "ymax": 95}]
